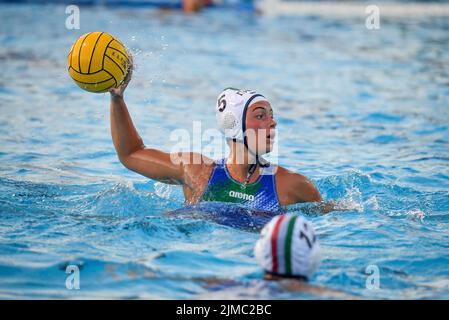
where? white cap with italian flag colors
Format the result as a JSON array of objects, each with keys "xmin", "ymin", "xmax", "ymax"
[{"xmin": 254, "ymin": 213, "xmax": 321, "ymax": 280}]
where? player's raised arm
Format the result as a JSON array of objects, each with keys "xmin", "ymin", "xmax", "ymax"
[{"xmin": 109, "ymin": 58, "xmax": 184, "ymax": 185}]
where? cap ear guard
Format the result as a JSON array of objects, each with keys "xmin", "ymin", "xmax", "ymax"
[{"xmin": 216, "ymin": 110, "xmax": 242, "ymax": 141}]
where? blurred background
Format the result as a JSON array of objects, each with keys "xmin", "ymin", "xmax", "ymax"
[{"xmin": 0, "ymin": 0, "xmax": 448, "ymax": 299}]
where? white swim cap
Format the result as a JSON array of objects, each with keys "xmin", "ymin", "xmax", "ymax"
[
  {"xmin": 215, "ymin": 88, "xmax": 269, "ymax": 142},
  {"xmin": 254, "ymin": 214, "xmax": 321, "ymax": 280}
]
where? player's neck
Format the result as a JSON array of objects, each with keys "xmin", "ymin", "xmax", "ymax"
[{"xmin": 226, "ymin": 144, "xmax": 259, "ymax": 183}]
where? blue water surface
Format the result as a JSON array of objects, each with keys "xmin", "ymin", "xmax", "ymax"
[{"xmin": 0, "ymin": 3, "xmax": 448, "ymax": 299}]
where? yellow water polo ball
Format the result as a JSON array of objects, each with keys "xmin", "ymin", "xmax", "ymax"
[{"xmin": 67, "ymin": 31, "xmax": 130, "ymax": 93}]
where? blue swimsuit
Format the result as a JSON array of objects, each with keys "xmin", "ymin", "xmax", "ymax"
[{"xmin": 200, "ymin": 158, "xmax": 282, "ymax": 212}]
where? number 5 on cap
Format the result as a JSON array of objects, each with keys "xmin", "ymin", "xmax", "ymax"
[{"xmin": 218, "ymin": 94, "xmax": 226, "ymax": 112}]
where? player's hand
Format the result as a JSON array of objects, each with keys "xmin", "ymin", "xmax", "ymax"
[{"xmin": 109, "ymin": 53, "xmax": 133, "ymax": 99}]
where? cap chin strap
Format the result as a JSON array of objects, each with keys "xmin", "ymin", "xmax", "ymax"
[
  {"xmin": 238, "ymin": 93, "xmax": 271, "ymax": 186},
  {"xmin": 243, "ymin": 139, "xmax": 270, "ymax": 187}
]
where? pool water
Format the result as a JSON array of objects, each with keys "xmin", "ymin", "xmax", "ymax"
[{"xmin": 0, "ymin": 3, "xmax": 448, "ymax": 299}]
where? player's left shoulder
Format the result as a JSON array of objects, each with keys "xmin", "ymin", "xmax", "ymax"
[{"xmin": 275, "ymin": 166, "xmax": 322, "ymax": 204}]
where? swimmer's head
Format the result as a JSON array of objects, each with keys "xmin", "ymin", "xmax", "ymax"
[
  {"xmin": 216, "ymin": 88, "xmax": 277, "ymax": 156},
  {"xmin": 254, "ymin": 213, "xmax": 321, "ymax": 281}
]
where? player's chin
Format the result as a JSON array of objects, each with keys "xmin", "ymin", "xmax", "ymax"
[
  {"xmin": 255, "ymin": 142, "xmax": 273, "ymax": 155},
  {"xmin": 264, "ymin": 144, "xmax": 273, "ymax": 154},
  {"xmin": 265, "ymin": 138, "xmax": 275, "ymax": 152}
]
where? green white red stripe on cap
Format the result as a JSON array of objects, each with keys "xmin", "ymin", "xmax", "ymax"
[
  {"xmin": 270, "ymin": 214, "xmax": 285, "ymax": 274},
  {"xmin": 270, "ymin": 214, "xmax": 298, "ymax": 275},
  {"xmin": 284, "ymin": 214, "xmax": 298, "ymax": 275}
]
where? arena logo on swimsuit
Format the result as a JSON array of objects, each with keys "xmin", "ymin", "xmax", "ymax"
[{"xmin": 229, "ymin": 190, "xmax": 255, "ymax": 201}]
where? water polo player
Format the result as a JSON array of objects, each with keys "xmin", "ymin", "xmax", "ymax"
[
  {"xmin": 109, "ymin": 59, "xmax": 332, "ymax": 213},
  {"xmin": 197, "ymin": 214, "xmax": 351, "ymax": 298},
  {"xmin": 254, "ymin": 213, "xmax": 321, "ymax": 281}
]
